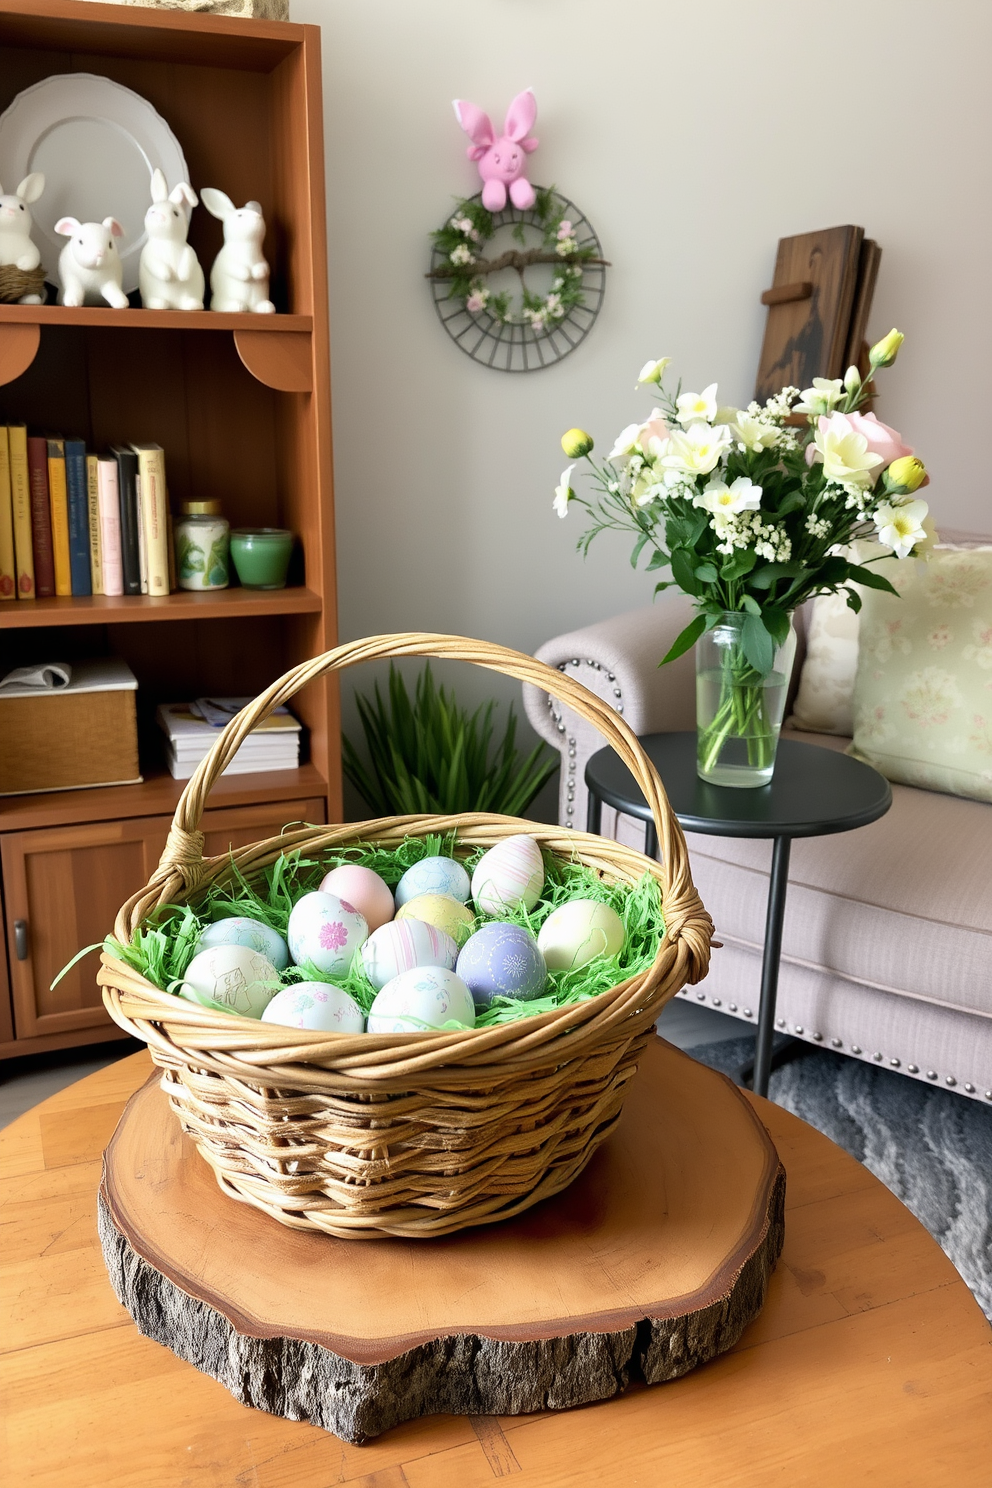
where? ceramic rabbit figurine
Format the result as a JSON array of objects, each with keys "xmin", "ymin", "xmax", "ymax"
[
  {"xmin": 453, "ymin": 89, "xmax": 539, "ymax": 211},
  {"xmin": 56, "ymin": 217, "xmax": 128, "ymax": 308},
  {"xmin": 0, "ymin": 172, "xmax": 46, "ymax": 302},
  {"xmin": 139, "ymin": 169, "xmax": 204, "ymax": 310},
  {"xmin": 201, "ymin": 188, "xmax": 274, "ymax": 313}
]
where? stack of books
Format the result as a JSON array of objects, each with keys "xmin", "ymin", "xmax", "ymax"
[
  {"xmin": 157, "ymin": 697, "xmax": 302, "ymax": 780},
  {"xmin": 0, "ymin": 425, "xmax": 172, "ymax": 601}
]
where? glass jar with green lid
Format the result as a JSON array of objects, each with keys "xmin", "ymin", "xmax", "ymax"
[{"xmin": 175, "ymin": 500, "xmax": 230, "ymax": 591}]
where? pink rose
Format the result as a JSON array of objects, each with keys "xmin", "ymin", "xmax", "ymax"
[
  {"xmin": 805, "ymin": 410, "xmax": 912, "ymax": 473},
  {"xmin": 638, "ymin": 411, "xmax": 670, "ymax": 455}
]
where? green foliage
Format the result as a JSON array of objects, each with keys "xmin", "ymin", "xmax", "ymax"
[{"xmin": 342, "ymin": 663, "xmax": 557, "ymax": 818}]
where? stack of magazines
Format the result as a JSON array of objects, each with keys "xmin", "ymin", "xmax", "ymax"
[{"xmin": 156, "ymin": 697, "xmax": 301, "ymax": 780}]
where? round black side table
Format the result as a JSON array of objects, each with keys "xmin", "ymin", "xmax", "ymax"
[{"xmin": 585, "ymin": 732, "xmax": 892, "ymax": 1097}]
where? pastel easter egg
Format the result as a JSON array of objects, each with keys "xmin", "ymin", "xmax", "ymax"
[
  {"xmin": 195, "ymin": 916, "xmax": 290, "ymax": 971},
  {"xmin": 395, "ymin": 856, "xmax": 471, "ymax": 908},
  {"xmin": 287, "ymin": 891, "xmax": 369, "ymax": 975},
  {"xmin": 471, "ymin": 835, "xmax": 544, "ymax": 916},
  {"xmin": 456, "ymin": 922, "xmax": 547, "ymax": 1009},
  {"xmin": 261, "ymin": 982, "xmax": 366, "ymax": 1034},
  {"xmin": 319, "ymin": 864, "xmax": 394, "ymax": 932},
  {"xmin": 178, "ymin": 945, "xmax": 281, "ymax": 1018},
  {"xmin": 537, "ymin": 900, "xmax": 625, "ymax": 972},
  {"xmin": 366, "ymin": 967, "xmax": 476, "ymax": 1034},
  {"xmin": 394, "ymin": 893, "xmax": 475, "ymax": 948},
  {"xmin": 361, "ymin": 918, "xmax": 459, "ymax": 991}
]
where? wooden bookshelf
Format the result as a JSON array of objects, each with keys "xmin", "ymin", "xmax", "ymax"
[{"xmin": 0, "ymin": 0, "xmax": 339, "ymax": 1057}]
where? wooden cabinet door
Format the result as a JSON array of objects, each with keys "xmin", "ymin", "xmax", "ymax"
[{"xmin": 1, "ymin": 795, "xmax": 326, "ymax": 1042}]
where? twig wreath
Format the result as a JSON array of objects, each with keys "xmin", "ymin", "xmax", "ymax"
[{"xmin": 427, "ymin": 187, "xmax": 609, "ymax": 373}]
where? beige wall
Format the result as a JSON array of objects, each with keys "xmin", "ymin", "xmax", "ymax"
[{"xmin": 293, "ymin": 0, "xmax": 990, "ymax": 717}]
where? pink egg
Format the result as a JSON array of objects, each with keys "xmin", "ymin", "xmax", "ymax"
[{"xmin": 319, "ymin": 864, "xmax": 395, "ymax": 932}]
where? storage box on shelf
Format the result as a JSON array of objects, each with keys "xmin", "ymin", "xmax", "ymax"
[{"xmin": 0, "ymin": 0, "xmax": 339, "ymax": 1058}]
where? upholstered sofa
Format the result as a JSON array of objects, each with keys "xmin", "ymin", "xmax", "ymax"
[{"xmin": 523, "ymin": 541, "xmax": 992, "ymax": 1105}]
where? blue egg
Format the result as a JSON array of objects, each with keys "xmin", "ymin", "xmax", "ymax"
[
  {"xmin": 395, "ymin": 856, "xmax": 471, "ymax": 908},
  {"xmin": 456, "ymin": 922, "xmax": 547, "ymax": 1010},
  {"xmin": 195, "ymin": 916, "xmax": 290, "ymax": 971}
]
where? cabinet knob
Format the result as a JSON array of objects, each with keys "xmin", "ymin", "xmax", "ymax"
[{"xmin": 14, "ymin": 920, "xmax": 28, "ymax": 960}]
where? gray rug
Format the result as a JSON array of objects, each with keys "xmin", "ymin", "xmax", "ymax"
[{"xmin": 691, "ymin": 1037, "xmax": 992, "ymax": 1321}]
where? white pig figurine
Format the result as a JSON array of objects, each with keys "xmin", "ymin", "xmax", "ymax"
[
  {"xmin": 0, "ymin": 172, "xmax": 46, "ymax": 302},
  {"xmin": 139, "ymin": 169, "xmax": 204, "ymax": 310},
  {"xmin": 56, "ymin": 216, "xmax": 128, "ymax": 308},
  {"xmin": 201, "ymin": 188, "xmax": 274, "ymax": 313}
]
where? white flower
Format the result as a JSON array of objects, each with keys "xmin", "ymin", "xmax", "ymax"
[
  {"xmin": 675, "ymin": 383, "xmax": 718, "ymax": 425},
  {"xmin": 659, "ymin": 421, "xmax": 733, "ymax": 477},
  {"xmin": 733, "ymin": 412, "xmax": 782, "ymax": 452},
  {"xmin": 450, "ymin": 243, "xmax": 474, "ymax": 266},
  {"xmin": 608, "ymin": 422, "xmax": 643, "ymax": 460},
  {"xmin": 874, "ymin": 498, "xmax": 930, "ymax": 559},
  {"xmin": 812, "ymin": 419, "xmax": 884, "ymax": 487},
  {"xmin": 556, "ymin": 237, "xmax": 577, "ymax": 257},
  {"xmin": 637, "ymin": 358, "xmax": 671, "ymax": 385},
  {"xmin": 553, "ymin": 465, "xmax": 575, "ymax": 519},
  {"xmin": 795, "ymin": 378, "xmax": 845, "ymax": 417},
  {"xmin": 693, "ymin": 476, "xmax": 763, "ymax": 516},
  {"xmin": 545, "ymin": 293, "xmax": 564, "ymax": 319}
]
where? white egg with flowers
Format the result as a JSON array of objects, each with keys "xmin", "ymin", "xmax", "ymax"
[
  {"xmin": 195, "ymin": 915, "xmax": 289, "ymax": 970},
  {"xmin": 471, "ymin": 834, "xmax": 544, "ymax": 916},
  {"xmin": 395, "ymin": 855, "xmax": 471, "ymax": 907},
  {"xmin": 261, "ymin": 982, "xmax": 366, "ymax": 1033},
  {"xmin": 366, "ymin": 966, "xmax": 476, "ymax": 1033},
  {"xmin": 179, "ymin": 944, "xmax": 281, "ymax": 1018},
  {"xmin": 287, "ymin": 891, "xmax": 368, "ymax": 975}
]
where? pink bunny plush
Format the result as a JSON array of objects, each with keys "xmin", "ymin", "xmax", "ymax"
[{"xmin": 453, "ymin": 89, "xmax": 538, "ymax": 211}]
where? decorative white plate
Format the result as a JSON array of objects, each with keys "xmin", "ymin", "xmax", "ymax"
[{"xmin": 0, "ymin": 73, "xmax": 189, "ymax": 295}]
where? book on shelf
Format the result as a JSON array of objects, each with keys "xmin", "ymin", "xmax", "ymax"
[
  {"xmin": 0, "ymin": 426, "xmax": 15, "ymax": 601},
  {"xmin": 111, "ymin": 445, "xmax": 142, "ymax": 596},
  {"xmin": 64, "ymin": 438, "xmax": 92, "ymax": 597},
  {"xmin": 25, "ymin": 435, "xmax": 55, "ymax": 597},
  {"xmin": 156, "ymin": 697, "xmax": 302, "ymax": 781},
  {"xmin": 86, "ymin": 453, "xmax": 103, "ymax": 595},
  {"xmin": 8, "ymin": 425, "xmax": 34, "ymax": 599},
  {"xmin": 131, "ymin": 443, "xmax": 170, "ymax": 597},
  {"xmin": 96, "ymin": 456, "xmax": 123, "ymax": 597},
  {"xmin": 47, "ymin": 437, "xmax": 72, "ymax": 597}
]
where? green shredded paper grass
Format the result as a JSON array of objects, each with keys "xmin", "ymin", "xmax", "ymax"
[{"xmin": 102, "ymin": 834, "xmax": 665, "ymax": 1029}]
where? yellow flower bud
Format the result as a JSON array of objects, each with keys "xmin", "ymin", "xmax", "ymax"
[
  {"xmin": 883, "ymin": 455, "xmax": 927, "ymax": 495},
  {"xmin": 869, "ymin": 328, "xmax": 905, "ymax": 368},
  {"xmin": 561, "ymin": 427, "xmax": 594, "ymax": 459}
]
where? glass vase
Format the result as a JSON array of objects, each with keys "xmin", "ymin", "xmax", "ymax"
[{"xmin": 695, "ymin": 612, "xmax": 797, "ymax": 788}]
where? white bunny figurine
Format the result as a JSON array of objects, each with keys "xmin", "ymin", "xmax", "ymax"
[
  {"xmin": 56, "ymin": 217, "xmax": 128, "ymax": 308},
  {"xmin": 0, "ymin": 172, "xmax": 46, "ymax": 303},
  {"xmin": 139, "ymin": 169, "xmax": 204, "ymax": 310},
  {"xmin": 201, "ymin": 188, "xmax": 274, "ymax": 313}
]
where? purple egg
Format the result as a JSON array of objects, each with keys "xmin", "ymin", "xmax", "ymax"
[{"xmin": 456, "ymin": 921, "xmax": 547, "ymax": 1010}]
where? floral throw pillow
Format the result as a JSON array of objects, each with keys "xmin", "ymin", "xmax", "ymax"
[{"xmin": 850, "ymin": 547, "xmax": 992, "ymax": 802}]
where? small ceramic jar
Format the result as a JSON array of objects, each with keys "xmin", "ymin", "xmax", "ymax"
[
  {"xmin": 230, "ymin": 528, "xmax": 294, "ymax": 589},
  {"xmin": 175, "ymin": 500, "xmax": 230, "ymax": 591}
]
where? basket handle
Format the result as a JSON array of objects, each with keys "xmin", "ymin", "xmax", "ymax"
[{"xmin": 150, "ymin": 633, "xmax": 711, "ymax": 971}]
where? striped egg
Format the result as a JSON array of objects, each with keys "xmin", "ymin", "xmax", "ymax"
[
  {"xmin": 471, "ymin": 835, "xmax": 545, "ymax": 916},
  {"xmin": 361, "ymin": 918, "xmax": 459, "ymax": 991}
]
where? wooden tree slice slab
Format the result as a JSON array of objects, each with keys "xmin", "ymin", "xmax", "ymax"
[{"xmin": 99, "ymin": 1037, "xmax": 785, "ymax": 1444}]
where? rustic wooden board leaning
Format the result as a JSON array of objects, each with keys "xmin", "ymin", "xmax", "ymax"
[{"xmin": 98, "ymin": 1037, "xmax": 785, "ymax": 1443}]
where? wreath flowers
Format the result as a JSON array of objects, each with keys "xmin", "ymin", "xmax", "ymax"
[{"xmin": 429, "ymin": 187, "xmax": 602, "ymax": 330}]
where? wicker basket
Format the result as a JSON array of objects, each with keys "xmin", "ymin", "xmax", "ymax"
[
  {"xmin": 99, "ymin": 634, "xmax": 713, "ymax": 1239},
  {"xmin": 0, "ymin": 264, "xmax": 47, "ymax": 303}
]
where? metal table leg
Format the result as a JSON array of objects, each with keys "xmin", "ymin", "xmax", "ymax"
[
  {"xmin": 751, "ymin": 835, "xmax": 792, "ymax": 1098},
  {"xmin": 586, "ymin": 790, "xmax": 602, "ymax": 836}
]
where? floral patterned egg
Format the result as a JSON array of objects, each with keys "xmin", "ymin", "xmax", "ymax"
[
  {"xmin": 537, "ymin": 899, "xmax": 625, "ymax": 971},
  {"xmin": 319, "ymin": 865, "xmax": 394, "ymax": 932},
  {"xmin": 456, "ymin": 922, "xmax": 547, "ymax": 1009},
  {"xmin": 287, "ymin": 891, "xmax": 369, "ymax": 975},
  {"xmin": 366, "ymin": 967, "xmax": 476, "ymax": 1033},
  {"xmin": 395, "ymin": 856, "xmax": 471, "ymax": 907},
  {"xmin": 361, "ymin": 918, "xmax": 459, "ymax": 991},
  {"xmin": 471, "ymin": 835, "xmax": 544, "ymax": 916},
  {"xmin": 195, "ymin": 916, "xmax": 290, "ymax": 971},
  {"xmin": 394, "ymin": 893, "xmax": 475, "ymax": 948},
  {"xmin": 261, "ymin": 982, "xmax": 366, "ymax": 1033},
  {"xmin": 178, "ymin": 945, "xmax": 281, "ymax": 1018}
]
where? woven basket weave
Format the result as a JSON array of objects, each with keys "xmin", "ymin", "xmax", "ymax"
[
  {"xmin": 99, "ymin": 633, "xmax": 713, "ymax": 1239},
  {"xmin": 0, "ymin": 264, "xmax": 47, "ymax": 303}
]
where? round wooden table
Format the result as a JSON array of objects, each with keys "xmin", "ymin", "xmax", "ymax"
[{"xmin": 3, "ymin": 1049, "xmax": 990, "ymax": 1487}]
